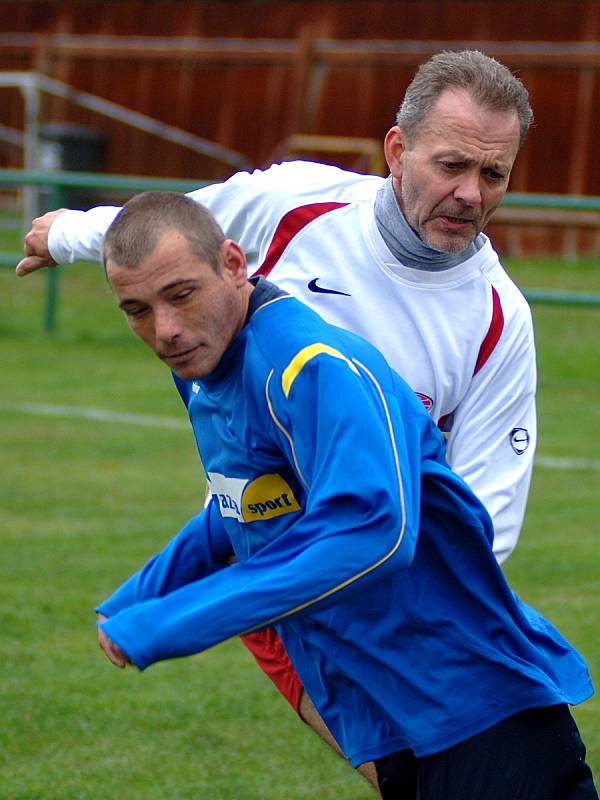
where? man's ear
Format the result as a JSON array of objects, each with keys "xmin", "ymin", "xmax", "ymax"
[
  {"xmin": 383, "ymin": 126, "xmax": 408, "ymax": 181},
  {"xmin": 220, "ymin": 239, "xmax": 248, "ymax": 285}
]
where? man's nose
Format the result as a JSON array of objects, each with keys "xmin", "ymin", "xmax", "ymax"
[
  {"xmin": 154, "ymin": 306, "xmax": 182, "ymax": 342},
  {"xmin": 453, "ymin": 172, "xmax": 482, "ymax": 206}
]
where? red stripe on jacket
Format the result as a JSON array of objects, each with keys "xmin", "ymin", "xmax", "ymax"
[
  {"xmin": 438, "ymin": 286, "xmax": 504, "ymax": 433},
  {"xmin": 254, "ymin": 202, "xmax": 349, "ymax": 277},
  {"xmin": 474, "ymin": 286, "xmax": 504, "ymax": 376}
]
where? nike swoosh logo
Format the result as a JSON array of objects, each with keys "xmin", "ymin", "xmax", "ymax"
[{"xmin": 307, "ymin": 278, "xmax": 351, "ymax": 297}]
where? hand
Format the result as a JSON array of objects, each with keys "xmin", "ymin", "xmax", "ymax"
[
  {"xmin": 97, "ymin": 613, "xmax": 131, "ymax": 669},
  {"xmin": 15, "ymin": 209, "xmax": 68, "ymax": 277}
]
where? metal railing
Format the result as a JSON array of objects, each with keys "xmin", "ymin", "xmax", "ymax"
[
  {"xmin": 1, "ymin": 168, "xmax": 598, "ymax": 332},
  {"xmin": 0, "ymin": 72, "xmax": 251, "ymax": 174},
  {"xmin": 0, "ymin": 71, "xmax": 251, "ymax": 228}
]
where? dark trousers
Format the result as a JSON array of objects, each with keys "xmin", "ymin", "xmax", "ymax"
[{"xmin": 375, "ymin": 704, "xmax": 598, "ymax": 800}]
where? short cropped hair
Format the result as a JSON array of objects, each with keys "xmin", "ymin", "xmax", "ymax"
[
  {"xmin": 397, "ymin": 50, "xmax": 533, "ymax": 149},
  {"xmin": 103, "ymin": 190, "xmax": 225, "ymax": 272}
]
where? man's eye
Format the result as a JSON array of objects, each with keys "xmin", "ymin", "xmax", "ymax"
[
  {"xmin": 441, "ymin": 161, "xmax": 462, "ymax": 171},
  {"xmin": 125, "ymin": 306, "xmax": 148, "ymax": 318},
  {"xmin": 173, "ymin": 289, "xmax": 193, "ymax": 302}
]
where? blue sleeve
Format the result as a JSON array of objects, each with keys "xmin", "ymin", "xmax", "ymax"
[
  {"xmin": 96, "ymin": 500, "xmax": 234, "ymax": 617},
  {"xmin": 99, "ymin": 351, "xmax": 421, "ymax": 670}
]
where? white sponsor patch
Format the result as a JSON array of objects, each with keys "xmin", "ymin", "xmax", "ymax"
[
  {"xmin": 207, "ymin": 472, "xmax": 301, "ymax": 523},
  {"xmin": 207, "ymin": 472, "xmax": 247, "ymax": 521}
]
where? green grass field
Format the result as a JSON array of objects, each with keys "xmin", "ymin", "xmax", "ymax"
[{"xmin": 1, "ymin": 251, "xmax": 599, "ymax": 798}]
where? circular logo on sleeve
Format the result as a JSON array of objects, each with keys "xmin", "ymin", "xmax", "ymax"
[{"xmin": 510, "ymin": 427, "xmax": 530, "ymax": 455}]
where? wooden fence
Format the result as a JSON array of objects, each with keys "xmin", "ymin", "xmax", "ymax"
[{"xmin": 0, "ymin": 1, "xmax": 598, "ymax": 254}]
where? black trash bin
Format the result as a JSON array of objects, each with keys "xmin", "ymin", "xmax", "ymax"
[{"xmin": 39, "ymin": 123, "xmax": 107, "ymax": 210}]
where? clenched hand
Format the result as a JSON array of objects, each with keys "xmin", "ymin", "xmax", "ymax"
[{"xmin": 15, "ymin": 209, "xmax": 67, "ymax": 277}]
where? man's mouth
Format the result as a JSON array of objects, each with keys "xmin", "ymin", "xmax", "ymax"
[
  {"xmin": 437, "ymin": 214, "xmax": 476, "ymax": 229},
  {"xmin": 160, "ymin": 344, "xmax": 201, "ymax": 363}
]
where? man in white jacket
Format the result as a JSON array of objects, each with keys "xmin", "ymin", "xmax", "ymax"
[{"xmin": 17, "ymin": 50, "xmax": 537, "ymax": 797}]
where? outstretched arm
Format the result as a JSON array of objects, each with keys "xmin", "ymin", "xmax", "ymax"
[{"xmin": 15, "ymin": 163, "xmax": 382, "ymax": 275}]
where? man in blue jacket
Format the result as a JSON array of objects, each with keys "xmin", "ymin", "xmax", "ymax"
[{"xmin": 97, "ymin": 190, "xmax": 597, "ymax": 799}]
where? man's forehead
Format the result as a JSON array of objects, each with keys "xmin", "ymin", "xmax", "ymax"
[
  {"xmin": 429, "ymin": 86, "xmax": 518, "ymax": 119},
  {"xmin": 107, "ymin": 250, "xmax": 189, "ymax": 296},
  {"xmin": 418, "ymin": 90, "xmax": 520, "ymax": 162}
]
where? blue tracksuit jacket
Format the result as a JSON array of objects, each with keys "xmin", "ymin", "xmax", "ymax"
[{"xmin": 98, "ymin": 279, "xmax": 593, "ymax": 767}]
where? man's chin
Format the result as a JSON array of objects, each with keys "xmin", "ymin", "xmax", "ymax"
[
  {"xmin": 161, "ymin": 347, "xmax": 208, "ymax": 380},
  {"xmin": 171, "ymin": 363, "xmax": 205, "ymax": 381},
  {"xmin": 424, "ymin": 230, "xmax": 475, "ymax": 254},
  {"xmin": 436, "ymin": 239, "xmax": 472, "ymax": 254},
  {"xmin": 422, "ymin": 218, "xmax": 479, "ymax": 254}
]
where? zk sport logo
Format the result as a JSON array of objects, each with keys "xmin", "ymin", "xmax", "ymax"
[{"xmin": 208, "ymin": 471, "xmax": 301, "ymax": 523}]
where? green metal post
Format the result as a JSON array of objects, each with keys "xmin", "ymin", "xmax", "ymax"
[{"xmin": 44, "ymin": 269, "xmax": 59, "ymax": 333}]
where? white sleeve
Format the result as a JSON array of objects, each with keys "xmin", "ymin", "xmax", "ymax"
[
  {"xmin": 49, "ymin": 206, "xmax": 122, "ymax": 264},
  {"xmin": 444, "ymin": 296, "xmax": 537, "ymax": 564},
  {"xmin": 48, "ymin": 161, "xmax": 383, "ymax": 267}
]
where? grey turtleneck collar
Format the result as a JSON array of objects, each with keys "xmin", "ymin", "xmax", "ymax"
[{"xmin": 373, "ymin": 176, "xmax": 485, "ymax": 270}]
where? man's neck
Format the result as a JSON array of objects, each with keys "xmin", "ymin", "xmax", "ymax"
[{"xmin": 374, "ymin": 176, "xmax": 484, "ymax": 270}]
